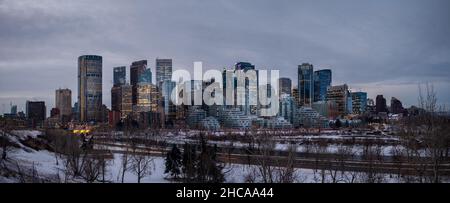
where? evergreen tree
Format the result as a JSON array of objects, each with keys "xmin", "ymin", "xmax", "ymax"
[
  {"xmin": 195, "ymin": 137, "xmax": 225, "ymax": 183},
  {"xmin": 164, "ymin": 144, "xmax": 182, "ymax": 179}
]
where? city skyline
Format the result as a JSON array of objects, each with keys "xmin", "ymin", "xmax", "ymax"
[{"xmin": 1, "ymin": 0, "xmax": 450, "ymax": 113}]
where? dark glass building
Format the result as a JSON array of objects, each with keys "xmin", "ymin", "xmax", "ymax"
[
  {"xmin": 278, "ymin": 77, "xmax": 292, "ymax": 96},
  {"xmin": 351, "ymin": 92, "xmax": 367, "ymax": 115},
  {"xmin": 313, "ymin": 69, "xmax": 332, "ymax": 102},
  {"xmin": 376, "ymin": 95, "xmax": 388, "ymax": 113},
  {"xmin": 26, "ymin": 101, "xmax": 46, "ymax": 127},
  {"xmin": 391, "ymin": 97, "xmax": 405, "ymax": 115},
  {"xmin": 138, "ymin": 68, "xmax": 152, "ymax": 84},
  {"xmin": 156, "ymin": 59, "xmax": 172, "ymax": 86},
  {"xmin": 113, "ymin": 66, "xmax": 126, "ymax": 86},
  {"xmin": 298, "ymin": 63, "xmax": 314, "ymax": 106},
  {"xmin": 235, "ymin": 62, "xmax": 258, "ymax": 115},
  {"xmin": 130, "ymin": 60, "xmax": 148, "ymax": 106},
  {"xmin": 235, "ymin": 62, "xmax": 255, "ymax": 71}
]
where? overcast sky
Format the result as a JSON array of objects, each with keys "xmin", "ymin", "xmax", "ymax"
[{"xmin": 0, "ymin": 0, "xmax": 449, "ymax": 114}]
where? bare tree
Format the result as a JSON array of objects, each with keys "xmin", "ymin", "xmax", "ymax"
[
  {"xmin": 0, "ymin": 127, "xmax": 13, "ymax": 162},
  {"xmin": 275, "ymin": 143, "xmax": 299, "ymax": 183},
  {"xmin": 130, "ymin": 152, "xmax": 154, "ymax": 183},
  {"xmin": 361, "ymin": 141, "xmax": 384, "ymax": 183},
  {"xmin": 312, "ymin": 140, "xmax": 328, "ymax": 183},
  {"xmin": 252, "ymin": 131, "xmax": 277, "ymax": 183},
  {"xmin": 399, "ymin": 83, "xmax": 450, "ymax": 183},
  {"xmin": 119, "ymin": 148, "xmax": 130, "ymax": 183}
]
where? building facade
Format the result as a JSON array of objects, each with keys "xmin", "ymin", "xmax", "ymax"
[
  {"xmin": 55, "ymin": 88, "xmax": 72, "ymax": 122},
  {"xmin": 313, "ymin": 69, "xmax": 332, "ymax": 102},
  {"xmin": 326, "ymin": 84, "xmax": 350, "ymax": 117},
  {"xmin": 391, "ymin": 97, "xmax": 405, "ymax": 115},
  {"xmin": 278, "ymin": 77, "xmax": 292, "ymax": 96},
  {"xmin": 156, "ymin": 59, "xmax": 172, "ymax": 86},
  {"xmin": 376, "ymin": 95, "xmax": 388, "ymax": 114},
  {"xmin": 279, "ymin": 94, "xmax": 295, "ymax": 124},
  {"xmin": 130, "ymin": 60, "xmax": 148, "ymax": 106},
  {"xmin": 113, "ymin": 66, "xmax": 126, "ymax": 86},
  {"xmin": 78, "ymin": 55, "xmax": 103, "ymax": 122},
  {"xmin": 298, "ymin": 63, "xmax": 314, "ymax": 106},
  {"xmin": 26, "ymin": 101, "xmax": 46, "ymax": 127},
  {"xmin": 351, "ymin": 92, "xmax": 367, "ymax": 115},
  {"xmin": 111, "ymin": 84, "xmax": 132, "ymax": 118},
  {"xmin": 161, "ymin": 80, "xmax": 176, "ymax": 122}
]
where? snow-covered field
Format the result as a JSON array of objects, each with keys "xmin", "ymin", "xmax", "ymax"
[
  {"xmin": 1, "ymin": 130, "xmax": 447, "ymax": 183},
  {"xmin": 2, "ymin": 148, "xmax": 408, "ymax": 183}
]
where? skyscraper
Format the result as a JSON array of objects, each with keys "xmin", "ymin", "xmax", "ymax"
[
  {"xmin": 161, "ymin": 80, "xmax": 176, "ymax": 122},
  {"xmin": 111, "ymin": 84, "xmax": 132, "ymax": 118},
  {"xmin": 376, "ymin": 95, "xmax": 388, "ymax": 114},
  {"xmin": 298, "ymin": 63, "xmax": 314, "ymax": 106},
  {"xmin": 26, "ymin": 101, "xmax": 46, "ymax": 127},
  {"xmin": 292, "ymin": 86, "xmax": 300, "ymax": 106},
  {"xmin": 113, "ymin": 66, "xmax": 126, "ymax": 86},
  {"xmin": 278, "ymin": 78, "xmax": 292, "ymax": 96},
  {"xmin": 10, "ymin": 105, "xmax": 17, "ymax": 115},
  {"xmin": 313, "ymin": 69, "xmax": 332, "ymax": 102},
  {"xmin": 55, "ymin": 88, "xmax": 72, "ymax": 121},
  {"xmin": 138, "ymin": 68, "xmax": 152, "ymax": 84},
  {"xmin": 326, "ymin": 84, "xmax": 350, "ymax": 117},
  {"xmin": 156, "ymin": 59, "xmax": 172, "ymax": 86},
  {"xmin": 391, "ymin": 97, "xmax": 405, "ymax": 115},
  {"xmin": 130, "ymin": 60, "xmax": 148, "ymax": 106},
  {"xmin": 351, "ymin": 92, "xmax": 367, "ymax": 115},
  {"xmin": 135, "ymin": 74, "xmax": 159, "ymax": 113},
  {"xmin": 78, "ymin": 55, "xmax": 102, "ymax": 122},
  {"xmin": 235, "ymin": 62, "xmax": 255, "ymax": 71},
  {"xmin": 234, "ymin": 62, "xmax": 258, "ymax": 115}
]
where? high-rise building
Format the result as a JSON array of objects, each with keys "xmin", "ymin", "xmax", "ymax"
[
  {"xmin": 78, "ymin": 55, "xmax": 103, "ymax": 122},
  {"xmin": 278, "ymin": 78, "xmax": 292, "ymax": 96},
  {"xmin": 376, "ymin": 95, "xmax": 388, "ymax": 114},
  {"xmin": 50, "ymin": 108, "xmax": 60, "ymax": 118},
  {"xmin": 351, "ymin": 92, "xmax": 367, "ymax": 115},
  {"xmin": 391, "ymin": 97, "xmax": 405, "ymax": 115},
  {"xmin": 55, "ymin": 88, "xmax": 72, "ymax": 121},
  {"xmin": 235, "ymin": 62, "xmax": 255, "ymax": 71},
  {"xmin": 292, "ymin": 86, "xmax": 300, "ymax": 106},
  {"xmin": 313, "ymin": 69, "xmax": 332, "ymax": 102},
  {"xmin": 26, "ymin": 101, "xmax": 46, "ymax": 127},
  {"xmin": 130, "ymin": 60, "xmax": 148, "ymax": 105},
  {"xmin": 298, "ymin": 63, "xmax": 314, "ymax": 106},
  {"xmin": 156, "ymin": 59, "xmax": 172, "ymax": 86},
  {"xmin": 347, "ymin": 93, "xmax": 353, "ymax": 115},
  {"xmin": 139, "ymin": 68, "xmax": 152, "ymax": 84},
  {"xmin": 367, "ymin": 99, "xmax": 376, "ymax": 114},
  {"xmin": 10, "ymin": 105, "xmax": 17, "ymax": 115},
  {"xmin": 135, "ymin": 83, "xmax": 159, "ymax": 113},
  {"xmin": 111, "ymin": 84, "xmax": 132, "ymax": 118},
  {"xmin": 113, "ymin": 66, "xmax": 126, "ymax": 86},
  {"xmin": 234, "ymin": 62, "xmax": 258, "ymax": 115},
  {"xmin": 161, "ymin": 80, "xmax": 176, "ymax": 122},
  {"xmin": 326, "ymin": 84, "xmax": 350, "ymax": 117},
  {"xmin": 279, "ymin": 94, "xmax": 295, "ymax": 124}
]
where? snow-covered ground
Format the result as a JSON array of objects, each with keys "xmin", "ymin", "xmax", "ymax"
[{"xmin": 1, "ymin": 130, "xmax": 447, "ymax": 183}]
